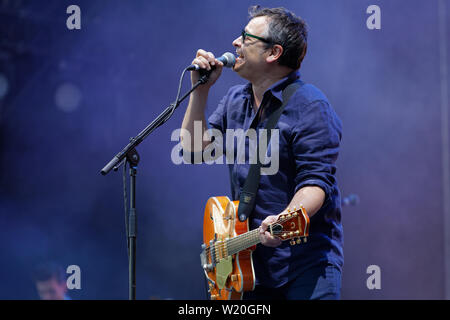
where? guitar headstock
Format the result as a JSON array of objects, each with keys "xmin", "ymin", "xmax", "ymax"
[{"xmin": 270, "ymin": 206, "xmax": 310, "ymax": 245}]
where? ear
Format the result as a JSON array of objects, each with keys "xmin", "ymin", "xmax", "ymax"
[{"xmin": 266, "ymin": 44, "xmax": 283, "ymax": 64}]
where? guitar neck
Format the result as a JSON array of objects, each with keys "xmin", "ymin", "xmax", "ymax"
[{"xmin": 226, "ymin": 228, "xmax": 261, "ymax": 256}]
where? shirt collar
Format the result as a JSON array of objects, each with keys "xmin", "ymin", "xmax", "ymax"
[
  {"xmin": 242, "ymin": 70, "xmax": 301, "ymax": 103},
  {"xmin": 268, "ymin": 70, "xmax": 301, "ymax": 102}
]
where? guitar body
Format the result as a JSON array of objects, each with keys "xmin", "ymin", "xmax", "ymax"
[
  {"xmin": 202, "ymin": 196, "xmax": 254, "ymax": 300},
  {"xmin": 200, "ymin": 196, "xmax": 309, "ymax": 300}
]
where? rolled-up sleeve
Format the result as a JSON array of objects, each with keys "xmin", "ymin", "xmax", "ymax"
[{"xmin": 291, "ymin": 99, "xmax": 342, "ymax": 202}]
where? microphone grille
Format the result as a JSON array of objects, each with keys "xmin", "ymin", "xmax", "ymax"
[{"xmin": 222, "ymin": 52, "xmax": 236, "ymax": 68}]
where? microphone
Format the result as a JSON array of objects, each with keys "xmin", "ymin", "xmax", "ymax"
[
  {"xmin": 187, "ymin": 52, "xmax": 236, "ymax": 71},
  {"xmin": 342, "ymin": 194, "xmax": 360, "ymax": 207}
]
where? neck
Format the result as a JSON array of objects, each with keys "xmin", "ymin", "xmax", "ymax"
[
  {"xmin": 251, "ymin": 78, "xmax": 279, "ymax": 109},
  {"xmin": 251, "ymin": 68, "xmax": 293, "ymax": 109}
]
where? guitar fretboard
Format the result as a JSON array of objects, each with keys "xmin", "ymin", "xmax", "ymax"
[{"xmin": 225, "ymin": 228, "xmax": 261, "ymax": 257}]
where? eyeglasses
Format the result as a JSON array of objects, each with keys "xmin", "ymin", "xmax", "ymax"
[{"xmin": 241, "ymin": 29, "xmax": 272, "ymax": 44}]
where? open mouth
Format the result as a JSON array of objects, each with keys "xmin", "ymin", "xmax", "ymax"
[{"xmin": 233, "ymin": 51, "xmax": 244, "ymax": 70}]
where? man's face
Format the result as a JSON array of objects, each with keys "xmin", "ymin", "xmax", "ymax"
[
  {"xmin": 232, "ymin": 16, "xmax": 271, "ymax": 80},
  {"xmin": 36, "ymin": 277, "xmax": 67, "ymax": 300}
]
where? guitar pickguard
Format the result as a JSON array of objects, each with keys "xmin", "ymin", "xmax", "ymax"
[{"xmin": 215, "ymin": 256, "xmax": 232, "ymax": 289}]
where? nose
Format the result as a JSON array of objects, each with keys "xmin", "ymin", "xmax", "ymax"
[{"xmin": 232, "ymin": 35, "xmax": 242, "ymax": 48}]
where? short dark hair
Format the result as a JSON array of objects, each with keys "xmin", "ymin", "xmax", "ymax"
[
  {"xmin": 32, "ymin": 262, "xmax": 65, "ymax": 283},
  {"xmin": 248, "ymin": 6, "xmax": 308, "ymax": 70}
]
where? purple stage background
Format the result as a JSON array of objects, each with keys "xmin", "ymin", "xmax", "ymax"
[{"xmin": 0, "ymin": 0, "xmax": 449, "ymax": 299}]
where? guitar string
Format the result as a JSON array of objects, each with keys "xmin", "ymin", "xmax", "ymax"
[
  {"xmin": 205, "ymin": 218, "xmax": 305, "ymax": 260},
  {"xmin": 205, "ymin": 230, "xmax": 259, "ymax": 260},
  {"xmin": 204, "ymin": 212, "xmax": 306, "ymax": 260},
  {"xmin": 205, "ymin": 218, "xmax": 303, "ymax": 259},
  {"xmin": 224, "ymin": 212, "xmax": 305, "ymax": 251}
]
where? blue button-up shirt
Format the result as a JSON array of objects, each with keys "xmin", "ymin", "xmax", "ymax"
[{"xmin": 207, "ymin": 70, "xmax": 343, "ymax": 288}]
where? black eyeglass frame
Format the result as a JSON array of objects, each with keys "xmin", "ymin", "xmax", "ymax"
[{"xmin": 241, "ymin": 29, "xmax": 273, "ymax": 44}]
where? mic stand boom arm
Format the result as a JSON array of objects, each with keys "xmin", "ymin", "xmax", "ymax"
[{"xmin": 100, "ymin": 72, "xmax": 210, "ymax": 175}]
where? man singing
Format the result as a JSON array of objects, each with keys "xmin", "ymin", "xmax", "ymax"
[{"xmin": 181, "ymin": 6, "xmax": 343, "ymax": 300}]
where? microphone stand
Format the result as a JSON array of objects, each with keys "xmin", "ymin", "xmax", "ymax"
[{"xmin": 100, "ymin": 70, "xmax": 212, "ymax": 300}]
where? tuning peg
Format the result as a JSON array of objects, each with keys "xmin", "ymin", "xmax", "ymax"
[
  {"xmin": 296, "ymin": 238, "xmax": 301, "ymax": 244},
  {"xmin": 303, "ymin": 237, "xmax": 308, "ymax": 243},
  {"xmin": 290, "ymin": 240, "xmax": 296, "ymax": 246}
]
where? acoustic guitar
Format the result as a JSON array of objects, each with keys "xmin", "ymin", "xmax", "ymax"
[{"xmin": 200, "ymin": 196, "xmax": 310, "ymax": 300}]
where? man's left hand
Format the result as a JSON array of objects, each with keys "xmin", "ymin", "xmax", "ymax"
[{"xmin": 259, "ymin": 215, "xmax": 282, "ymax": 247}]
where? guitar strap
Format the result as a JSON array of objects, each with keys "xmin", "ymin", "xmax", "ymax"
[{"xmin": 237, "ymin": 81, "xmax": 302, "ymax": 222}]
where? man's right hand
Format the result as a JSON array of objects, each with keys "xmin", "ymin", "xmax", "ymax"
[{"xmin": 191, "ymin": 49, "xmax": 223, "ymax": 90}]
